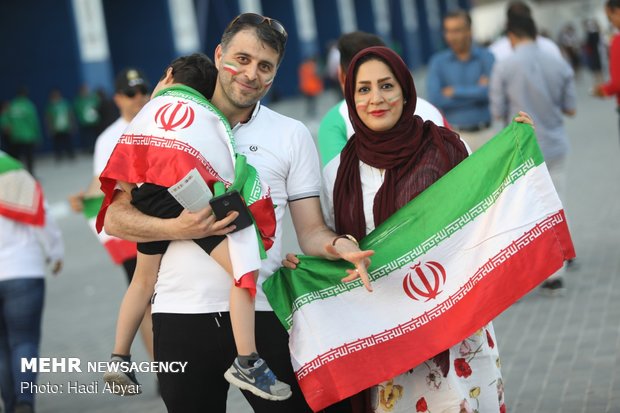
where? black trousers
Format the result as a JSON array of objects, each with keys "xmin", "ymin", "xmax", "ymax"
[
  {"xmin": 131, "ymin": 184, "xmax": 224, "ymax": 255},
  {"xmin": 153, "ymin": 311, "xmax": 352, "ymax": 413}
]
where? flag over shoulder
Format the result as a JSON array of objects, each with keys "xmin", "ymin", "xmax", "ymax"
[
  {"xmin": 0, "ymin": 151, "xmax": 45, "ymax": 226},
  {"xmin": 263, "ymin": 122, "xmax": 575, "ymax": 412}
]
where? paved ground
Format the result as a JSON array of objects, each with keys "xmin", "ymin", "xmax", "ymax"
[{"xmin": 20, "ymin": 72, "xmax": 620, "ymax": 413}]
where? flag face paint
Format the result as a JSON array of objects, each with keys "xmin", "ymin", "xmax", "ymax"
[
  {"xmin": 263, "ymin": 122, "xmax": 575, "ymax": 412},
  {"xmin": 387, "ymin": 94, "xmax": 403, "ymax": 106},
  {"xmin": 222, "ymin": 62, "xmax": 240, "ymax": 75}
]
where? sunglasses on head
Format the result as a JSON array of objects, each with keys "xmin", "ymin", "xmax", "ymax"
[
  {"xmin": 123, "ymin": 85, "xmax": 148, "ymax": 98},
  {"xmin": 230, "ymin": 13, "xmax": 288, "ymax": 42}
]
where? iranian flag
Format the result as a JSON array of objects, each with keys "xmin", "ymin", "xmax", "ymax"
[
  {"xmin": 263, "ymin": 122, "xmax": 575, "ymax": 412},
  {"xmin": 82, "ymin": 195, "xmax": 137, "ymax": 265},
  {"xmin": 0, "ymin": 151, "xmax": 45, "ymax": 226}
]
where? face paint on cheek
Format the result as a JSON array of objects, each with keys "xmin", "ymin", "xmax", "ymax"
[
  {"xmin": 355, "ymin": 99, "xmax": 368, "ymax": 112},
  {"xmin": 263, "ymin": 76, "xmax": 274, "ymax": 87},
  {"xmin": 222, "ymin": 62, "xmax": 240, "ymax": 75},
  {"xmin": 387, "ymin": 94, "xmax": 403, "ymax": 106}
]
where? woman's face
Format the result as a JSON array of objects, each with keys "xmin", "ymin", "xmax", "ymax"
[{"xmin": 353, "ymin": 59, "xmax": 404, "ymax": 132}]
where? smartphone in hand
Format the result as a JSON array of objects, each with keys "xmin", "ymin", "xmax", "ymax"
[{"xmin": 209, "ymin": 190, "xmax": 253, "ymax": 232}]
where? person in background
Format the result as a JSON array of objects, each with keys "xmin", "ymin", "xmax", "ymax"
[
  {"xmin": 489, "ymin": 1, "xmax": 562, "ymax": 63},
  {"xmin": 73, "ymin": 84, "xmax": 100, "ymax": 153},
  {"xmin": 45, "ymin": 88, "xmax": 75, "ymax": 162},
  {"xmin": 427, "ymin": 9, "xmax": 495, "ymax": 152},
  {"xmin": 489, "ymin": 13, "xmax": 576, "ymax": 294},
  {"xmin": 298, "ymin": 55, "xmax": 324, "ymax": 118},
  {"xmin": 68, "ymin": 68, "xmax": 152, "ymax": 363},
  {"xmin": 0, "ymin": 101, "xmax": 11, "ymax": 154},
  {"xmin": 6, "ymin": 87, "xmax": 41, "ymax": 175},
  {"xmin": 558, "ymin": 23, "xmax": 582, "ymax": 78},
  {"xmin": 0, "ymin": 151, "xmax": 63, "ymax": 413},
  {"xmin": 593, "ymin": 0, "xmax": 620, "ymax": 139}
]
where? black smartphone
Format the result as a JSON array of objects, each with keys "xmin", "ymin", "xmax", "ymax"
[{"xmin": 209, "ymin": 190, "xmax": 253, "ymax": 232}]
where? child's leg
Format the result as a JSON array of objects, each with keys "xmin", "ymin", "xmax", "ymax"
[
  {"xmin": 113, "ymin": 252, "xmax": 160, "ymax": 356},
  {"xmin": 210, "ymin": 238, "xmax": 257, "ymax": 357},
  {"xmin": 212, "ymin": 240, "xmax": 292, "ymax": 400}
]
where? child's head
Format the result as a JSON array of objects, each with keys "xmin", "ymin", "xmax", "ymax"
[
  {"xmin": 159, "ymin": 53, "xmax": 218, "ymax": 99},
  {"xmin": 607, "ymin": 0, "xmax": 620, "ymax": 30}
]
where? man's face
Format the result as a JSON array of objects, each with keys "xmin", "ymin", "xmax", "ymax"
[
  {"xmin": 443, "ymin": 16, "xmax": 471, "ymax": 54},
  {"xmin": 214, "ymin": 29, "xmax": 280, "ymax": 109},
  {"xmin": 115, "ymin": 86, "xmax": 149, "ymax": 120}
]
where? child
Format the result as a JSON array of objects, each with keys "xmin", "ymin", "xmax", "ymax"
[{"xmin": 99, "ymin": 53, "xmax": 291, "ymax": 401}]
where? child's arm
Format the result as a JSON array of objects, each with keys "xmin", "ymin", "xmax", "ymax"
[{"xmin": 112, "ymin": 252, "xmax": 160, "ymax": 356}]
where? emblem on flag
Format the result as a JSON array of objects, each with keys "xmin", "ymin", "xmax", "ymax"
[
  {"xmin": 155, "ymin": 100, "xmax": 195, "ymax": 131},
  {"xmin": 403, "ymin": 261, "xmax": 447, "ymax": 302}
]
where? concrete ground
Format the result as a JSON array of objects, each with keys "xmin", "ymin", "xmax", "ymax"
[{"xmin": 19, "ymin": 72, "xmax": 620, "ymax": 413}]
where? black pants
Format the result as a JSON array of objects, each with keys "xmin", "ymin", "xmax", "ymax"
[
  {"xmin": 131, "ymin": 184, "xmax": 224, "ymax": 255},
  {"xmin": 52, "ymin": 131, "xmax": 74, "ymax": 160},
  {"xmin": 153, "ymin": 311, "xmax": 351, "ymax": 413}
]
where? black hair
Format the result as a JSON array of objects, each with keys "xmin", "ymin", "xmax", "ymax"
[
  {"xmin": 337, "ymin": 31, "xmax": 386, "ymax": 72},
  {"xmin": 220, "ymin": 17, "xmax": 286, "ymax": 65},
  {"xmin": 507, "ymin": 14, "xmax": 538, "ymax": 40},
  {"xmin": 165, "ymin": 53, "xmax": 218, "ymax": 100},
  {"xmin": 607, "ymin": 0, "xmax": 620, "ymax": 9},
  {"xmin": 444, "ymin": 9, "xmax": 472, "ymax": 28},
  {"xmin": 507, "ymin": 1, "xmax": 532, "ymax": 19}
]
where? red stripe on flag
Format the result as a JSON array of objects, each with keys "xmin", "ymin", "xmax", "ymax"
[
  {"xmin": 104, "ymin": 238, "xmax": 138, "ymax": 265},
  {"xmin": 297, "ymin": 214, "xmax": 574, "ymax": 412},
  {"xmin": 96, "ymin": 137, "xmax": 226, "ymax": 233}
]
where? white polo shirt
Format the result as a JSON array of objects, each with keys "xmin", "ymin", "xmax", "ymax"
[
  {"xmin": 93, "ymin": 118, "xmax": 129, "ymax": 176},
  {"xmin": 153, "ymin": 103, "xmax": 321, "ymax": 313}
]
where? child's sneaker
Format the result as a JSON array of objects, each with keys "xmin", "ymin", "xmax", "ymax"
[
  {"xmin": 224, "ymin": 357, "xmax": 292, "ymax": 401},
  {"xmin": 103, "ymin": 354, "xmax": 142, "ymax": 396}
]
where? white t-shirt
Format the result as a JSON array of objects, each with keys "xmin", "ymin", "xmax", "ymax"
[
  {"xmin": 153, "ymin": 103, "xmax": 321, "ymax": 313},
  {"xmin": 489, "ymin": 35, "xmax": 562, "ymax": 62},
  {"xmin": 93, "ymin": 118, "xmax": 128, "ymax": 176},
  {"xmin": 0, "ymin": 206, "xmax": 64, "ymax": 281}
]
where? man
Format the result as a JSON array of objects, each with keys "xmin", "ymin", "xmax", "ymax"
[
  {"xmin": 68, "ymin": 68, "xmax": 152, "ymax": 357},
  {"xmin": 318, "ymin": 31, "xmax": 447, "ymax": 181},
  {"xmin": 73, "ymin": 84, "xmax": 100, "ymax": 152},
  {"xmin": 426, "ymin": 10, "xmax": 495, "ymax": 152},
  {"xmin": 489, "ymin": 13, "xmax": 576, "ymax": 293},
  {"xmin": 488, "ymin": 1, "xmax": 562, "ymax": 63},
  {"xmin": 6, "ymin": 87, "xmax": 41, "ymax": 174},
  {"xmin": 102, "ymin": 13, "xmax": 370, "ymax": 412}
]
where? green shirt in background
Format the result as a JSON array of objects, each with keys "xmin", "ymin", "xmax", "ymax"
[
  {"xmin": 8, "ymin": 96, "xmax": 41, "ymax": 144},
  {"xmin": 74, "ymin": 93, "xmax": 100, "ymax": 126},
  {"xmin": 46, "ymin": 99, "xmax": 72, "ymax": 133}
]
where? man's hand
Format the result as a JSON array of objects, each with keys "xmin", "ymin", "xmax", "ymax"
[
  {"xmin": 514, "ymin": 111, "xmax": 534, "ymax": 127},
  {"xmin": 171, "ymin": 207, "xmax": 239, "ymax": 239},
  {"xmin": 68, "ymin": 192, "xmax": 84, "ymax": 213}
]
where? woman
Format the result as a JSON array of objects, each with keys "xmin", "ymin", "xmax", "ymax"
[{"xmin": 322, "ymin": 46, "xmax": 505, "ymax": 413}]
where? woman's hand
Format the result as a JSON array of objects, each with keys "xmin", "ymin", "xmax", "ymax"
[{"xmin": 325, "ymin": 240, "xmax": 374, "ymax": 292}]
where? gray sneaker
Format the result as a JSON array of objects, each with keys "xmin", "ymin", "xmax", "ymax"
[
  {"xmin": 224, "ymin": 358, "xmax": 292, "ymax": 401},
  {"xmin": 103, "ymin": 355, "xmax": 142, "ymax": 396}
]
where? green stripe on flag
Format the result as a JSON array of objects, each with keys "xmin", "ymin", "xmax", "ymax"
[
  {"xmin": 0, "ymin": 153, "xmax": 24, "ymax": 174},
  {"xmin": 83, "ymin": 196, "xmax": 104, "ymax": 219},
  {"xmin": 264, "ymin": 122, "xmax": 544, "ymax": 329}
]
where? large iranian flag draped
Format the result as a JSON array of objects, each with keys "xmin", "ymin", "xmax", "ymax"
[
  {"xmin": 0, "ymin": 151, "xmax": 45, "ymax": 226},
  {"xmin": 263, "ymin": 122, "xmax": 575, "ymax": 412},
  {"xmin": 96, "ymin": 85, "xmax": 276, "ymax": 288}
]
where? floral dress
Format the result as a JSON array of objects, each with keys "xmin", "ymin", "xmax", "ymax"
[{"xmin": 369, "ymin": 324, "xmax": 505, "ymax": 413}]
